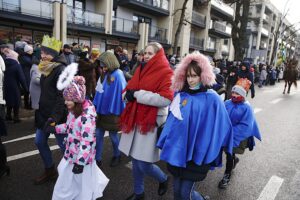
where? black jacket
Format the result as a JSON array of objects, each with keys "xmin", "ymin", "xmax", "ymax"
[{"xmin": 35, "ymin": 55, "xmax": 67, "ymax": 129}]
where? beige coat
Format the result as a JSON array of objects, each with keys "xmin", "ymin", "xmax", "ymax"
[{"xmin": 119, "ymin": 90, "xmax": 171, "ymax": 163}]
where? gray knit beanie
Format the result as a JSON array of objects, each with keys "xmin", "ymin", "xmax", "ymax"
[{"xmin": 232, "ymin": 85, "xmax": 246, "ymax": 98}]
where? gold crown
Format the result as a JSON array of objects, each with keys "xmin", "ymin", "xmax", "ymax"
[{"xmin": 41, "ymin": 35, "xmax": 62, "ymax": 53}]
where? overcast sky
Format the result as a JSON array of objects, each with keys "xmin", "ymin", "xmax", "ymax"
[{"xmin": 270, "ymin": 0, "xmax": 300, "ymax": 28}]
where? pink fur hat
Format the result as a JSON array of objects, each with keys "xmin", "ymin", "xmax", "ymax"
[{"xmin": 172, "ymin": 52, "xmax": 216, "ymax": 91}]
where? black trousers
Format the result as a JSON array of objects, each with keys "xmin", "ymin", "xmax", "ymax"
[
  {"xmin": 225, "ymin": 152, "xmax": 236, "ymax": 174},
  {"xmin": 0, "ymin": 138, "xmax": 7, "ymax": 171},
  {"xmin": 6, "ymin": 105, "xmax": 19, "ymax": 119}
]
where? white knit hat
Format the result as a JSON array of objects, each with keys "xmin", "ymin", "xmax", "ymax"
[
  {"xmin": 232, "ymin": 85, "xmax": 246, "ymax": 98},
  {"xmin": 24, "ymin": 44, "xmax": 33, "ymax": 53}
]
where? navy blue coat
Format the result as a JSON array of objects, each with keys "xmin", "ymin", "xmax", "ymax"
[{"xmin": 3, "ymin": 58, "xmax": 28, "ymax": 107}]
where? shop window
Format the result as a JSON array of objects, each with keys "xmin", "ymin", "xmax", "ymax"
[
  {"xmin": 33, "ymin": 31, "xmax": 50, "ymax": 44},
  {"xmin": 0, "ymin": 26, "xmax": 13, "ymax": 46},
  {"xmin": 14, "ymin": 28, "xmax": 32, "ymax": 44}
]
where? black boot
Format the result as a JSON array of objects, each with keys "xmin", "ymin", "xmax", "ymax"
[
  {"xmin": 218, "ymin": 173, "xmax": 231, "ymax": 189},
  {"xmin": 158, "ymin": 176, "xmax": 169, "ymax": 196},
  {"xmin": 0, "ymin": 141, "xmax": 10, "ymax": 178},
  {"xmin": 125, "ymin": 193, "xmax": 145, "ymax": 200},
  {"xmin": 233, "ymin": 157, "xmax": 239, "ymax": 169},
  {"xmin": 34, "ymin": 165, "xmax": 58, "ymax": 185}
]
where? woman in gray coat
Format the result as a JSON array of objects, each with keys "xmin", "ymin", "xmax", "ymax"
[
  {"xmin": 29, "ymin": 56, "xmax": 41, "ymax": 110},
  {"xmin": 119, "ymin": 42, "xmax": 174, "ymax": 200}
]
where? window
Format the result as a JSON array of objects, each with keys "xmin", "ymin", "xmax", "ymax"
[
  {"xmin": 14, "ymin": 28, "xmax": 32, "ymax": 44},
  {"xmin": 133, "ymin": 14, "xmax": 151, "ymax": 24},
  {"xmin": 0, "ymin": 26, "xmax": 13, "ymax": 46}
]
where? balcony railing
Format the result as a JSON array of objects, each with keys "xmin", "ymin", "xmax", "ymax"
[
  {"xmin": 189, "ymin": 37, "xmax": 204, "ymax": 49},
  {"xmin": 263, "ymin": 14, "xmax": 270, "ymax": 22},
  {"xmin": 261, "ymin": 27, "xmax": 269, "ymax": 37},
  {"xmin": 133, "ymin": 0, "xmax": 169, "ymax": 10},
  {"xmin": 149, "ymin": 25, "xmax": 167, "ymax": 43},
  {"xmin": 67, "ymin": 6, "xmax": 104, "ymax": 29},
  {"xmin": 211, "ymin": 21, "xmax": 231, "ymax": 35},
  {"xmin": 192, "ymin": 11, "xmax": 206, "ymax": 27},
  {"xmin": 211, "ymin": 0, "xmax": 234, "ymax": 17},
  {"xmin": 0, "ymin": 0, "xmax": 53, "ymax": 19},
  {"xmin": 112, "ymin": 17, "xmax": 139, "ymax": 35},
  {"xmin": 222, "ymin": 45, "xmax": 229, "ymax": 53}
]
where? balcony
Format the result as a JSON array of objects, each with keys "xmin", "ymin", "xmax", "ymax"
[
  {"xmin": 192, "ymin": 11, "xmax": 206, "ymax": 28},
  {"xmin": 0, "ymin": 0, "xmax": 53, "ymax": 25},
  {"xmin": 209, "ymin": 21, "xmax": 231, "ymax": 38},
  {"xmin": 148, "ymin": 25, "xmax": 168, "ymax": 44},
  {"xmin": 222, "ymin": 45, "xmax": 229, "ymax": 55},
  {"xmin": 260, "ymin": 42, "xmax": 267, "ymax": 49},
  {"xmin": 189, "ymin": 37, "xmax": 204, "ymax": 50},
  {"xmin": 117, "ymin": 0, "xmax": 169, "ymax": 16},
  {"xmin": 262, "ymin": 14, "xmax": 270, "ymax": 23},
  {"xmin": 206, "ymin": 37, "xmax": 216, "ymax": 52},
  {"xmin": 261, "ymin": 27, "xmax": 269, "ymax": 37},
  {"xmin": 67, "ymin": 6, "xmax": 105, "ymax": 33},
  {"xmin": 112, "ymin": 17, "xmax": 139, "ymax": 40},
  {"xmin": 211, "ymin": 0, "xmax": 234, "ymax": 21}
]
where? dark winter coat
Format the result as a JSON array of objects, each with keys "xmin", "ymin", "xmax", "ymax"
[
  {"xmin": 35, "ymin": 55, "xmax": 68, "ymax": 129},
  {"xmin": 237, "ymin": 66, "xmax": 255, "ymax": 97},
  {"xmin": 3, "ymin": 58, "xmax": 28, "ymax": 107},
  {"xmin": 19, "ymin": 53, "xmax": 32, "ymax": 88},
  {"xmin": 77, "ymin": 59, "xmax": 97, "ymax": 98}
]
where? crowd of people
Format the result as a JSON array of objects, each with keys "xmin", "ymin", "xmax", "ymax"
[{"xmin": 0, "ymin": 36, "xmax": 263, "ymax": 200}]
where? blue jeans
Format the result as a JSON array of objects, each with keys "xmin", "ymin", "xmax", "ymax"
[
  {"xmin": 95, "ymin": 127, "xmax": 120, "ymax": 161},
  {"xmin": 34, "ymin": 129, "xmax": 66, "ymax": 168},
  {"xmin": 173, "ymin": 177, "xmax": 204, "ymax": 200},
  {"xmin": 132, "ymin": 158, "xmax": 167, "ymax": 194}
]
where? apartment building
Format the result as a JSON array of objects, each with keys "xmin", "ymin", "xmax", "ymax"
[
  {"xmin": 0, "ymin": 0, "xmax": 237, "ymax": 59},
  {"xmin": 246, "ymin": 0, "xmax": 298, "ymax": 65}
]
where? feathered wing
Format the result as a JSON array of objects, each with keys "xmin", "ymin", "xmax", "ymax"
[{"xmin": 57, "ymin": 63, "xmax": 78, "ymax": 90}]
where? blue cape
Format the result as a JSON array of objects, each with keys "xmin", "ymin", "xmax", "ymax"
[
  {"xmin": 225, "ymin": 100, "xmax": 261, "ymax": 149},
  {"xmin": 157, "ymin": 90, "xmax": 233, "ymax": 168},
  {"xmin": 93, "ymin": 69, "xmax": 126, "ymax": 115}
]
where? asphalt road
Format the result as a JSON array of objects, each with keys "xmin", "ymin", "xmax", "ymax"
[{"xmin": 0, "ymin": 81, "xmax": 300, "ymax": 200}]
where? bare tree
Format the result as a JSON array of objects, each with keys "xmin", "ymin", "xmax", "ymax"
[
  {"xmin": 224, "ymin": 0, "xmax": 251, "ymax": 61},
  {"xmin": 172, "ymin": 0, "xmax": 210, "ymax": 56}
]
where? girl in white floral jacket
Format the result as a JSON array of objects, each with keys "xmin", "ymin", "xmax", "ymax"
[{"xmin": 49, "ymin": 74, "xmax": 109, "ymax": 200}]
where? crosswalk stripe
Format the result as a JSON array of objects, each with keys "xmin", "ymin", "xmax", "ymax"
[
  {"xmin": 7, "ymin": 145, "xmax": 60, "ymax": 162},
  {"xmin": 270, "ymin": 98, "xmax": 283, "ymax": 104},
  {"xmin": 257, "ymin": 175, "xmax": 284, "ymax": 200}
]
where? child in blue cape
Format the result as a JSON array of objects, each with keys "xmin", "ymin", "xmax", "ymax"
[
  {"xmin": 157, "ymin": 52, "xmax": 234, "ymax": 200},
  {"xmin": 218, "ymin": 84, "xmax": 261, "ymax": 189}
]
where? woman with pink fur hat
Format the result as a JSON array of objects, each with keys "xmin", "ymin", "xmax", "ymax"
[{"xmin": 157, "ymin": 52, "xmax": 234, "ymax": 200}]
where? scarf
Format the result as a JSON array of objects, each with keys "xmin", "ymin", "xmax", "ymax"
[
  {"xmin": 120, "ymin": 48, "xmax": 174, "ymax": 134},
  {"xmin": 232, "ymin": 95, "xmax": 245, "ymax": 103},
  {"xmin": 38, "ymin": 60, "xmax": 60, "ymax": 77}
]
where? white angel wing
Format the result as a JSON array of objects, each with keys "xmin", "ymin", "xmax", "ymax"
[
  {"xmin": 95, "ymin": 77, "xmax": 104, "ymax": 93},
  {"xmin": 170, "ymin": 93, "xmax": 183, "ymax": 120},
  {"xmin": 57, "ymin": 63, "xmax": 78, "ymax": 90}
]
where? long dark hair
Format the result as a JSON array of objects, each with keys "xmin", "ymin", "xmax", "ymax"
[
  {"xmin": 182, "ymin": 60, "xmax": 202, "ymax": 91},
  {"xmin": 72, "ymin": 102, "xmax": 83, "ymax": 118}
]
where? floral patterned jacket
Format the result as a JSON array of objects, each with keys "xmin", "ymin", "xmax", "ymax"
[{"xmin": 55, "ymin": 100, "xmax": 97, "ymax": 166}]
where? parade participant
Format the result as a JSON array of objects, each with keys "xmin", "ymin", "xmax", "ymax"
[
  {"xmin": 0, "ymin": 54, "xmax": 9, "ymax": 178},
  {"xmin": 50, "ymin": 71, "xmax": 109, "ymax": 200},
  {"xmin": 157, "ymin": 52, "xmax": 233, "ymax": 200},
  {"xmin": 119, "ymin": 42, "xmax": 173, "ymax": 200},
  {"xmin": 34, "ymin": 35, "xmax": 68, "ymax": 185},
  {"xmin": 218, "ymin": 83, "xmax": 261, "ymax": 189},
  {"xmin": 2, "ymin": 48, "xmax": 28, "ymax": 123},
  {"xmin": 93, "ymin": 51, "xmax": 126, "ymax": 167},
  {"xmin": 237, "ymin": 61, "xmax": 255, "ymax": 98}
]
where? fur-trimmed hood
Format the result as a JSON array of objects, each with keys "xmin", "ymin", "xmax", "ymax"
[{"xmin": 172, "ymin": 52, "xmax": 216, "ymax": 91}]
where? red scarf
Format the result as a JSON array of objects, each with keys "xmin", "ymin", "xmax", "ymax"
[{"xmin": 120, "ymin": 48, "xmax": 174, "ymax": 134}]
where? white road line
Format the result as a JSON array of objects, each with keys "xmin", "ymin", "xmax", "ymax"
[
  {"xmin": 257, "ymin": 175, "xmax": 284, "ymax": 200},
  {"xmin": 7, "ymin": 145, "xmax": 60, "ymax": 162},
  {"xmin": 3, "ymin": 133, "xmax": 55, "ymax": 144},
  {"xmin": 254, "ymin": 108, "xmax": 262, "ymax": 114},
  {"xmin": 270, "ymin": 98, "xmax": 283, "ymax": 104}
]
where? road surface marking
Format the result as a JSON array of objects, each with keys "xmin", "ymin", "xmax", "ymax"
[
  {"xmin": 4, "ymin": 131, "xmax": 109, "ymax": 144},
  {"xmin": 270, "ymin": 98, "xmax": 283, "ymax": 104},
  {"xmin": 257, "ymin": 175, "xmax": 284, "ymax": 200},
  {"xmin": 254, "ymin": 108, "xmax": 262, "ymax": 114},
  {"xmin": 7, "ymin": 145, "xmax": 60, "ymax": 162},
  {"xmin": 125, "ymin": 161, "xmax": 132, "ymax": 170},
  {"xmin": 3, "ymin": 133, "xmax": 55, "ymax": 144}
]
